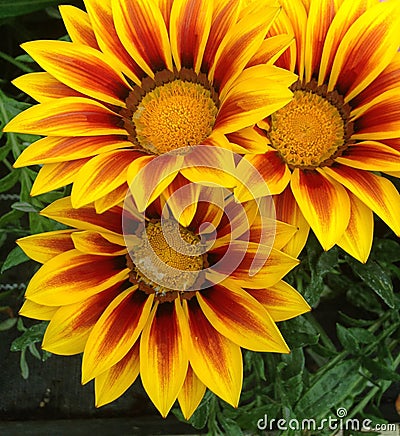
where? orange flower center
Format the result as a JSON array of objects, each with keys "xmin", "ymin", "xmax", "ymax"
[
  {"xmin": 132, "ymin": 80, "xmax": 218, "ymax": 155},
  {"xmin": 268, "ymin": 89, "xmax": 346, "ymax": 168},
  {"xmin": 128, "ymin": 220, "xmax": 205, "ymax": 300}
]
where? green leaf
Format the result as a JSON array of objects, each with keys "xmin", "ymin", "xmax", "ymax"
[
  {"xmin": 362, "ymin": 358, "xmax": 400, "ymax": 381},
  {"xmin": 348, "ymin": 258, "xmax": 395, "ymax": 308},
  {"xmin": 0, "ymin": 317, "xmax": 17, "ymax": 331},
  {"xmin": 11, "ymin": 322, "xmax": 48, "ymax": 352},
  {"xmin": 0, "ymin": 170, "xmax": 20, "ymax": 194},
  {"xmin": 217, "ymin": 413, "xmax": 243, "ymax": 435},
  {"xmin": 347, "ymin": 284, "xmax": 383, "ymax": 314},
  {"xmin": 280, "ymin": 316, "xmax": 319, "ymax": 348},
  {"xmin": 280, "ymin": 348, "xmax": 305, "ymax": 379},
  {"xmin": 20, "ymin": 348, "xmax": 29, "ymax": 380},
  {"xmin": 372, "ymin": 238, "xmax": 400, "ymax": 264},
  {"xmin": 0, "ymin": 0, "xmax": 64, "ymax": 18},
  {"xmin": 11, "ymin": 201, "xmax": 39, "ymax": 213},
  {"xmin": 283, "ymin": 374, "xmax": 303, "ymax": 404},
  {"xmin": 0, "ymin": 209, "xmax": 23, "ymax": 228},
  {"xmin": 0, "ymin": 141, "xmax": 11, "ymax": 161},
  {"xmin": 346, "ymin": 328, "xmax": 375, "ymax": 344},
  {"xmin": 336, "ymin": 324, "xmax": 360, "ymax": 353},
  {"xmin": 303, "ymin": 247, "xmax": 339, "ymax": 306},
  {"xmin": 338, "ymin": 312, "xmax": 375, "ymax": 328},
  {"xmin": 187, "ymin": 391, "xmax": 214, "ymax": 430},
  {"xmin": 1, "ymin": 245, "xmax": 29, "ymax": 273},
  {"xmin": 294, "ymin": 360, "xmax": 360, "ymax": 419}
]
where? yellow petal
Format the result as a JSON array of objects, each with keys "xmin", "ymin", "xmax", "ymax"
[
  {"xmin": 95, "ymin": 341, "xmax": 140, "ymax": 407},
  {"xmin": 248, "ymin": 280, "xmax": 311, "ymax": 322},
  {"xmin": 177, "ymin": 365, "xmax": 206, "ymax": 420},
  {"xmin": 337, "ymin": 190, "xmax": 373, "ymax": 263},
  {"xmin": 19, "ymin": 300, "xmax": 58, "ymax": 321}
]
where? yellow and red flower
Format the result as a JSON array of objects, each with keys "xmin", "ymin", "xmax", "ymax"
[
  {"xmin": 17, "ymin": 188, "xmax": 309, "ymax": 418},
  {"xmin": 4, "ymin": 0, "xmax": 297, "ymax": 212},
  {"xmin": 240, "ymin": 0, "xmax": 400, "ymax": 262}
]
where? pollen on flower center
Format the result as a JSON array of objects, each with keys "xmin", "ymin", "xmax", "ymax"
[
  {"xmin": 127, "ymin": 220, "xmax": 205, "ymax": 301},
  {"xmin": 268, "ymin": 88, "xmax": 348, "ymax": 168},
  {"xmin": 132, "ymin": 79, "xmax": 218, "ymax": 155}
]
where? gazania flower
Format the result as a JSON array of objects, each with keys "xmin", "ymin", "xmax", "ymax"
[
  {"xmin": 239, "ymin": 0, "xmax": 400, "ymax": 262},
  {"xmin": 17, "ymin": 189, "xmax": 309, "ymax": 418},
  {"xmin": 4, "ymin": 0, "xmax": 296, "ymax": 212}
]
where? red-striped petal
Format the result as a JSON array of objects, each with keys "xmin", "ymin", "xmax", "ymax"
[
  {"xmin": 84, "ymin": 0, "xmax": 144, "ymax": 83},
  {"xmin": 352, "ymin": 89, "xmax": 400, "ymax": 140},
  {"xmin": 40, "ymin": 197, "xmax": 123, "ymax": 237},
  {"xmin": 318, "ymin": 0, "xmax": 372, "ymax": 86},
  {"xmin": 72, "ymin": 149, "xmax": 144, "ymax": 208},
  {"xmin": 328, "ymin": 1, "xmax": 400, "ymax": 102},
  {"xmin": 95, "ymin": 184, "xmax": 129, "ymax": 214},
  {"xmin": 14, "ymin": 135, "xmax": 131, "ymax": 166},
  {"xmin": 235, "ymin": 152, "xmax": 290, "ymax": 202},
  {"xmin": 170, "ymin": 0, "xmax": 213, "ymax": 73},
  {"xmin": 247, "ymin": 34, "xmax": 294, "ymax": 68},
  {"xmin": 197, "ymin": 282, "xmax": 290, "ymax": 352},
  {"xmin": 140, "ymin": 300, "xmax": 188, "ymax": 417},
  {"xmin": 17, "ymin": 230, "xmax": 74, "ymax": 263},
  {"xmin": 25, "ymin": 250, "xmax": 128, "ymax": 306},
  {"xmin": 71, "ymin": 231, "xmax": 126, "ymax": 256},
  {"xmin": 304, "ymin": 0, "xmax": 335, "ymax": 83},
  {"xmin": 209, "ymin": 241, "xmax": 299, "ymax": 289},
  {"xmin": 161, "ymin": 173, "xmax": 201, "ymax": 228},
  {"xmin": 177, "ymin": 365, "xmax": 206, "ymax": 420},
  {"xmin": 226, "ymin": 126, "xmax": 270, "ymax": 154},
  {"xmin": 12, "ymin": 72, "xmax": 84, "ymax": 103},
  {"xmin": 59, "ymin": 5, "xmax": 100, "ymax": 49},
  {"xmin": 42, "ymin": 283, "xmax": 122, "ymax": 355},
  {"xmin": 95, "ymin": 341, "xmax": 140, "ymax": 407},
  {"xmin": 336, "ymin": 141, "xmax": 400, "ymax": 172},
  {"xmin": 201, "ymin": 0, "xmax": 239, "ymax": 72},
  {"xmin": 290, "ymin": 169, "xmax": 350, "ymax": 251},
  {"xmin": 127, "ymin": 153, "xmax": 183, "ymax": 212},
  {"xmin": 3, "ymin": 97, "xmax": 125, "ymax": 137},
  {"xmin": 352, "ymin": 52, "xmax": 400, "ymax": 108},
  {"xmin": 22, "ymin": 41, "xmax": 131, "ymax": 106},
  {"xmin": 113, "ymin": 0, "xmax": 173, "ymax": 78},
  {"xmin": 185, "ymin": 298, "xmax": 242, "ymax": 407},
  {"xmin": 323, "ymin": 164, "xmax": 400, "ymax": 236},
  {"xmin": 82, "ymin": 288, "xmax": 153, "ymax": 383},
  {"xmin": 210, "ymin": 5, "xmax": 279, "ymax": 96},
  {"xmin": 214, "ymin": 65, "xmax": 296, "ymax": 134},
  {"xmin": 30, "ymin": 159, "xmax": 90, "ymax": 196}
]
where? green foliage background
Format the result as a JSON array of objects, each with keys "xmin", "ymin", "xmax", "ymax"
[{"xmin": 0, "ymin": 1, "xmax": 399, "ymax": 434}]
